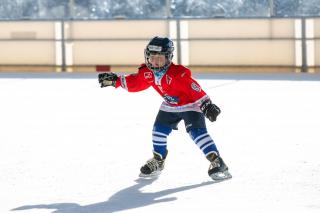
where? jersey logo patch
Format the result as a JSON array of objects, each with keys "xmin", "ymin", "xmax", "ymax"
[
  {"xmin": 166, "ymin": 75, "xmax": 172, "ymax": 85},
  {"xmin": 144, "ymin": 72, "xmax": 153, "ymax": 79},
  {"xmin": 191, "ymin": 82, "xmax": 201, "ymax": 92},
  {"xmin": 163, "ymin": 95, "xmax": 179, "ymax": 105}
]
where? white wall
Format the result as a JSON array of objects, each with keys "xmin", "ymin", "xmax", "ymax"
[{"xmin": 0, "ymin": 18, "xmax": 319, "ymax": 72}]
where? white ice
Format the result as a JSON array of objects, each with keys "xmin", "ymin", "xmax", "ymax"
[{"xmin": 0, "ymin": 73, "xmax": 320, "ymax": 213}]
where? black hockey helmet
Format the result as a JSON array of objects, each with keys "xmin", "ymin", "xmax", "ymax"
[{"xmin": 144, "ymin": 36, "xmax": 174, "ymax": 72}]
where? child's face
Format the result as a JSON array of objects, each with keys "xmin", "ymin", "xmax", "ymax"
[{"xmin": 149, "ymin": 54, "xmax": 166, "ymax": 70}]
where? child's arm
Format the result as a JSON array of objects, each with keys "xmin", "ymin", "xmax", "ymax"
[{"xmin": 98, "ymin": 71, "xmax": 150, "ymax": 92}]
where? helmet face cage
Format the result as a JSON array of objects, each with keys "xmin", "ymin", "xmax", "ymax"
[{"xmin": 144, "ymin": 37, "xmax": 174, "ymax": 72}]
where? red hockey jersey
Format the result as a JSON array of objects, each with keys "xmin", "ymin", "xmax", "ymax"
[{"xmin": 115, "ymin": 63, "xmax": 209, "ymax": 112}]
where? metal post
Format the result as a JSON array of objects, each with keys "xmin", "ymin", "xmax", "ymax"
[
  {"xmin": 301, "ymin": 18, "xmax": 308, "ymax": 73},
  {"xmin": 165, "ymin": 0, "xmax": 172, "ymax": 18},
  {"xmin": 176, "ymin": 19, "xmax": 182, "ymax": 65},
  {"xmin": 61, "ymin": 20, "xmax": 66, "ymax": 72},
  {"xmin": 69, "ymin": 0, "xmax": 74, "ymax": 18},
  {"xmin": 268, "ymin": 0, "xmax": 275, "ymax": 17}
]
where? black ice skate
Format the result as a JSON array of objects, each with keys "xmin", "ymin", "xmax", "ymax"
[
  {"xmin": 207, "ymin": 153, "xmax": 232, "ymax": 181},
  {"xmin": 139, "ymin": 151, "xmax": 167, "ymax": 178}
]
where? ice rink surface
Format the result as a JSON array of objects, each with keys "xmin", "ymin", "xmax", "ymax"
[{"xmin": 1, "ymin": 72, "xmax": 320, "ymax": 213}]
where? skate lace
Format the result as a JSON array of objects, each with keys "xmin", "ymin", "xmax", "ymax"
[
  {"xmin": 146, "ymin": 158, "xmax": 160, "ymax": 172},
  {"xmin": 209, "ymin": 158, "xmax": 220, "ymax": 170}
]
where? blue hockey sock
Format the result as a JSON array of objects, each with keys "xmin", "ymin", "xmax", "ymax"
[
  {"xmin": 188, "ymin": 128, "xmax": 219, "ymax": 157},
  {"xmin": 152, "ymin": 123, "xmax": 172, "ymax": 158}
]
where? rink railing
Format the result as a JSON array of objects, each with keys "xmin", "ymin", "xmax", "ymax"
[{"xmin": 0, "ymin": 18, "xmax": 319, "ymax": 73}]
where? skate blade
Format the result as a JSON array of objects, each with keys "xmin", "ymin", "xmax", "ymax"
[
  {"xmin": 139, "ymin": 171, "xmax": 161, "ymax": 179},
  {"xmin": 209, "ymin": 171, "xmax": 232, "ymax": 182}
]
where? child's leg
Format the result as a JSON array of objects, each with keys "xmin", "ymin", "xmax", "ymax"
[
  {"xmin": 152, "ymin": 123, "xmax": 172, "ymax": 158},
  {"xmin": 188, "ymin": 128, "xmax": 219, "ymax": 157},
  {"xmin": 182, "ymin": 111, "xmax": 231, "ymax": 180},
  {"xmin": 182, "ymin": 111, "xmax": 219, "ymax": 157},
  {"xmin": 139, "ymin": 111, "xmax": 179, "ymax": 177},
  {"xmin": 152, "ymin": 110, "xmax": 181, "ymax": 157}
]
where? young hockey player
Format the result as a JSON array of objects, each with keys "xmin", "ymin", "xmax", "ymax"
[{"xmin": 98, "ymin": 36, "xmax": 231, "ymax": 181}]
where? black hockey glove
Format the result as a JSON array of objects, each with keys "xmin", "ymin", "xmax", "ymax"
[
  {"xmin": 98, "ymin": 72, "xmax": 118, "ymax": 88},
  {"xmin": 200, "ymin": 99, "xmax": 221, "ymax": 122}
]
